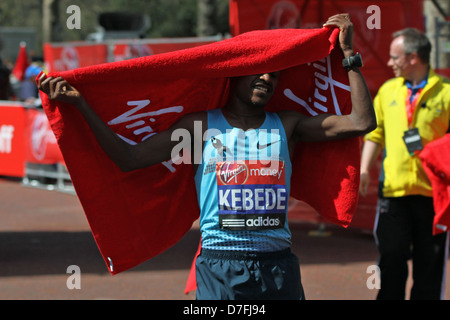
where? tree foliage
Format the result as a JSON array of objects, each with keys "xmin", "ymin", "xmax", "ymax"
[{"xmin": 0, "ymin": 0, "xmax": 229, "ymax": 54}]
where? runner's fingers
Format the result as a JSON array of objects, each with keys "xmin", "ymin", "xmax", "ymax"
[
  {"xmin": 48, "ymin": 77, "xmax": 66, "ymax": 99},
  {"xmin": 38, "ymin": 75, "xmax": 79, "ymax": 103},
  {"xmin": 55, "ymin": 79, "xmax": 70, "ymax": 94},
  {"xmin": 328, "ymin": 13, "xmax": 351, "ymax": 21},
  {"xmin": 323, "ymin": 13, "xmax": 352, "ymax": 29},
  {"xmin": 38, "ymin": 75, "xmax": 53, "ymax": 94},
  {"xmin": 324, "ymin": 19, "xmax": 352, "ymax": 29}
]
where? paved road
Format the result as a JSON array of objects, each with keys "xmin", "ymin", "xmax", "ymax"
[{"xmin": 1, "ymin": 177, "xmax": 448, "ymax": 300}]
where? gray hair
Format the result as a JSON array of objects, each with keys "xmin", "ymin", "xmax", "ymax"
[{"xmin": 393, "ymin": 28, "xmax": 431, "ymax": 64}]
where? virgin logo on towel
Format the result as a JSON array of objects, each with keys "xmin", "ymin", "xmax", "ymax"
[
  {"xmin": 107, "ymin": 99, "xmax": 184, "ymax": 173},
  {"xmin": 108, "ymin": 99, "xmax": 184, "ymax": 144},
  {"xmin": 282, "ymin": 56, "xmax": 351, "ymax": 116}
]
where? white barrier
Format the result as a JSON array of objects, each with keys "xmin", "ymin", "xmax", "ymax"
[{"xmin": 22, "ymin": 162, "xmax": 75, "ymax": 194}]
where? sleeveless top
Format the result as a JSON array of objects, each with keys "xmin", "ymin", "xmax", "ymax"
[{"xmin": 194, "ymin": 108, "xmax": 292, "ymax": 252}]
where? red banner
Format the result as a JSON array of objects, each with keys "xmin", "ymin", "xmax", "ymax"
[
  {"xmin": 0, "ymin": 103, "xmax": 27, "ymax": 177},
  {"xmin": 25, "ymin": 108, "xmax": 63, "ymax": 164},
  {"xmin": 112, "ymin": 37, "xmax": 221, "ymax": 62},
  {"xmin": 436, "ymin": 68, "xmax": 450, "ymax": 79},
  {"xmin": 12, "ymin": 42, "xmax": 30, "ymax": 81},
  {"xmin": 43, "ymin": 43, "xmax": 108, "ymax": 73},
  {"xmin": 229, "ymin": 0, "xmax": 424, "ymax": 98},
  {"xmin": 43, "ymin": 37, "xmax": 222, "ymax": 72},
  {"xmin": 0, "ymin": 103, "xmax": 64, "ymax": 177}
]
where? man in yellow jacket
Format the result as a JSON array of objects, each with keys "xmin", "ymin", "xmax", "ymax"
[{"xmin": 360, "ymin": 28, "xmax": 449, "ymax": 300}]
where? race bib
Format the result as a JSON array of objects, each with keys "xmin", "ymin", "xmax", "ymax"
[{"xmin": 216, "ymin": 160, "xmax": 287, "ymax": 230}]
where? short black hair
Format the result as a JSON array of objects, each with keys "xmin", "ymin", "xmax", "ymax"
[{"xmin": 393, "ymin": 28, "xmax": 431, "ymax": 64}]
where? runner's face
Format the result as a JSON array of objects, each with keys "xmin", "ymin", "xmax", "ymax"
[{"xmin": 231, "ymin": 72, "xmax": 280, "ymax": 108}]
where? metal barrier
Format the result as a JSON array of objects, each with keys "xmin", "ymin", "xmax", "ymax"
[{"xmin": 22, "ymin": 162, "xmax": 75, "ymax": 195}]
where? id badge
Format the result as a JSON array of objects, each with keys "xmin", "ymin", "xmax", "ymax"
[{"xmin": 402, "ymin": 128, "xmax": 423, "ymax": 155}]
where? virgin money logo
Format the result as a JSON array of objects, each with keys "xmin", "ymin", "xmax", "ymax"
[
  {"xmin": 125, "ymin": 44, "xmax": 153, "ymax": 59},
  {"xmin": 283, "ymin": 56, "xmax": 351, "ymax": 116},
  {"xmin": 53, "ymin": 46, "xmax": 79, "ymax": 71},
  {"xmin": 31, "ymin": 113, "xmax": 56, "ymax": 160},
  {"xmin": 266, "ymin": 1, "xmax": 300, "ymax": 29},
  {"xmin": 218, "ymin": 162, "xmax": 248, "ymax": 185}
]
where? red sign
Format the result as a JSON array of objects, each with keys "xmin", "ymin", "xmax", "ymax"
[
  {"xmin": 229, "ymin": 0, "xmax": 425, "ymax": 97},
  {"xmin": 436, "ymin": 68, "xmax": 450, "ymax": 79},
  {"xmin": 0, "ymin": 103, "xmax": 28, "ymax": 177},
  {"xmin": 0, "ymin": 104, "xmax": 64, "ymax": 177},
  {"xmin": 25, "ymin": 108, "xmax": 63, "ymax": 164},
  {"xmin": 43, "ymin": 37, "xmax": 222, "ymax": 72},
  {"xmin": 112, "ymin": 37, "xmax": 221, "ymax": 62},
  {"xmin": 43, "ymin": 43, "xmax": 108, "ymax": 72}
]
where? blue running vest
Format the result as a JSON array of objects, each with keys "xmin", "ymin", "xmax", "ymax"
[{"xmin": 194, "ymin": 108, "xmax": 292, "ymax": 252}]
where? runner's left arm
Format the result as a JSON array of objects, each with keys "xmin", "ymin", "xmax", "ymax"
[{"xmin": 292, "ymin": 13, "xmax": 375, "ymax": 142}]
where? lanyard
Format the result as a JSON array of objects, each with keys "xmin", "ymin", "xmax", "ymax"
[{"xmin": 405, "ymin": 87, "xmax": 423, "ymax": 126}]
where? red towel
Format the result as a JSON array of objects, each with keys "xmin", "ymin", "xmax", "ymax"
[
  {"xmin": 39, "ymin": 26, "xmax": 359, "ymax": 275},
  {"xmin": 419, "ymin": 134, "xmax": 450, "ymax": 235}
]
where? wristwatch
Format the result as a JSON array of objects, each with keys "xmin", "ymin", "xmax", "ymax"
[{"xmin": 342, "ymin": 52, "xmax": 363, "ymax": 70}]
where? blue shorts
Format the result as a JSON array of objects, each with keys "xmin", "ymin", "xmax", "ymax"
[{"xmin": 195, "ymin": 248, "xmax": 305, "ymax": 300}]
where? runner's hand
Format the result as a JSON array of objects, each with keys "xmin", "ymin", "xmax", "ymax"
[
  {"xmin": 323, "ymin": 13, "xmax": 354, "ymax": 57},
  {"xmin": 38, "ymin": 74, "xmax": 83, "ymax": 106}
]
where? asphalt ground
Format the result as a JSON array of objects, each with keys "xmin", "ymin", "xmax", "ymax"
[{"xmin": 1, "ymin": 176, "xmax": 449, "ymax": 301}]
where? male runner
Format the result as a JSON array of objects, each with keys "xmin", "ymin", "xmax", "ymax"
[{"xmin": 38, "ymin": 13, "xmax": 375, "ymax": 299}]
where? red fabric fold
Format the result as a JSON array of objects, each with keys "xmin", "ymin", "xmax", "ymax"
[
  {"xmin": 12, "ymin": 42, "xmax": 29, "ymax": 81},
  {"xmin": 39, "ymin": 27, "xmax": 360, "ymax": 275},
  {"xmin": 419, "ymin": 134, "xmax": 450, "ymax": 234}
]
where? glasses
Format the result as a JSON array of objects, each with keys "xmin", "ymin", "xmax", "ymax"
[{"xmin": 389, "ymin": 53, "xmax": 411, "ymax": 61}]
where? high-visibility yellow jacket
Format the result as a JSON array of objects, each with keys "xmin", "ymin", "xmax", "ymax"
[{"xmin": 365, "ymin": 69, "xmax": 450, "ymax": 197}]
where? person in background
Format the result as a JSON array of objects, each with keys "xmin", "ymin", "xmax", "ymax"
[
  {"xmin": 19, "ymin": 57, "xmax": 44, "ymax": 106},
  {"xmin": 360, "ymin": 28, "xmax": 450, "ymax": 300},
  {"xmin": 0, "ymin": 57, "xmax": 13, "ymax": 100}
]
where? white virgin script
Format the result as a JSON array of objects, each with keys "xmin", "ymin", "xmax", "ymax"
[
  {"xmin": 0, "ymin": 125, "xmax": 14, "ymax": 154},
  {"xmin": 108, "ymin": 100, "xmax": 183, "ymax": 142},
  {"xmin": 283, "ymin": 56, "xmax": 351, "ymax": 116},
  {"xmin": 107, "ymin": 99, "xmax": 184, "ymax": 172}
]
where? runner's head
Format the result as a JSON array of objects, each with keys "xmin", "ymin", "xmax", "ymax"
[{"xmin": 228, "ymin": 72, "xmax": 280, "ymax": 109}]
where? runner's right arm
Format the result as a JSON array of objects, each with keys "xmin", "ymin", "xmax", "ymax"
[{"xmin": 38, "ymin": 75, "xmax": 201, "ymax": 172}]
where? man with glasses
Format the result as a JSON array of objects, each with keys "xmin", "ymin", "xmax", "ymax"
[{"xmin": 360, "ymin": 28, "xmax": 450, "ymax": 300}]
